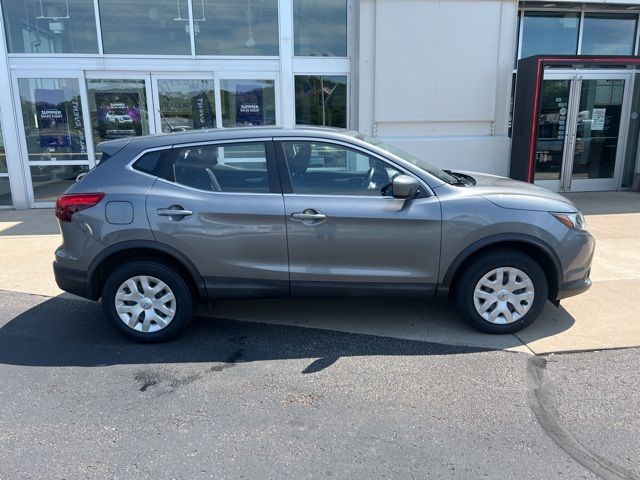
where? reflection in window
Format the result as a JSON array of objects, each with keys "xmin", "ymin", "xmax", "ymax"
[
  {"xmin": 0, "ymin": 114, "xmax": 10, "ymax": 205},
  {"xmin": 581, "ymin": 14, "xmax": 637, "ymax": 55},
  {"xmin": 158, "ymin": 80, "xmax": 216, "ymax": 133},
  {"xmin": 194, "ymin": 0, "xmax": 279, "ymax": 55},
  {"xmin": 0, "ymin": 178, "xmax": 11, "ymax": 206},
  {"xmin": 98, "ymin": 0, "xmax": 191, "ymax": 54},
  {"xmin": 0, "ymin": 118, "xmax": 6, "ymax": 173},
  {"xmin": 1, "ymin": 0, "xmax": 98, "ymax": 53},
  {"xmin": 282, "ymin": 141, "xmax": 402, "ymax": 196},
  {"xmin": 294, "ymin": 0, "xmax": 347, "ymax": 57},
  {"xmin": 86, "ymin": 79, "xmax": 150, "ymax": 156},
  {"xmin": 295, "ymin": 75, "xmax": 347, "ymax": 128},
  {"xmin": 220, "ymin": 80, "xmax": 276, "ymax": 127},
  {"xmin": 171, "ymin": 143, "xmax": 269, "ymax": 193},
  {"xmin": 30, "ymin": 164, "xmax": 89, "ymax": 202},
  {"xmin": 18, "ymin": 78, "xmax": 88, "ymax": 163},
  {"xmin": 521, "ymin": 12, "xmax": 579, "ymax": 59}
]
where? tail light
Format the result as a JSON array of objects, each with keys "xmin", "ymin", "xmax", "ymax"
[{"xmin": 55, "ymin": 193, "xmax": 105, "ymax": 222}]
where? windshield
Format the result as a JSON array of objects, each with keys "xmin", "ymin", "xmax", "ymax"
[{"xmin": 356, "ymin": 134, "xmax": 459, "ymax": 185}]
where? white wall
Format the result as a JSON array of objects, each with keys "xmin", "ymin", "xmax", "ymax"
[{"xmin": 358, "ymin": 0, "xmax": 518, "ymax": 175}]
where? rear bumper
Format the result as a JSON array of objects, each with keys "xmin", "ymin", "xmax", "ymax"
[{"xmin": 53, "ymin": 261, "xmax": 95, "ymax": 300}]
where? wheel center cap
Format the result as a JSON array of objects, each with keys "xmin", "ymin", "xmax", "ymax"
[
  {"xmin": 498, "ymin": 290, "xmax": 509, "ymax": 301},
  {"xmin": 140, "ymin": 298, "xmax": 153, "ymax": 310}
]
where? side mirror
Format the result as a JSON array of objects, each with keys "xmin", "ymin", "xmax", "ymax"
[{"xmin": 392, "ymin": 174, "xmax": 420, "ymax": 199}]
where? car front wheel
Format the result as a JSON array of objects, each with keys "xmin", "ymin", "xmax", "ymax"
[
  {"xmin": 455, "ymin": 250, "xmax": 548, "ymax": 334},
  {"xmin": 101, "ymin": 260, "xmax": 194, "ymax": 342}
]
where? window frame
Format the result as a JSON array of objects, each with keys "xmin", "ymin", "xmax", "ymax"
[
  {"xmin": 128, "ymin": 138, "xmax": 281, "ymax": 195},
  {"xmin": 516, "ymin": 7, "xmax": 640, "ymax": 65},
  {"xmin": 293, "ymin": 74, "xmax": 349, "ymax": 128},
  {"xmin": 273, "ymin": 137, "xmax": 430, "ymax": 198},
  {"xmin": 292, "ymin": 0, "xmax": 349, "ymax": 59}
]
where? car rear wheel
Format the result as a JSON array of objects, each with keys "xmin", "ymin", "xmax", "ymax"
[
  {"xmin": 455, "ymin": 250, "xmax": 548, "ymax": 334},
  {"xmin": 101, "ymin": 260, "xmax": 194, "ymax": 342}
]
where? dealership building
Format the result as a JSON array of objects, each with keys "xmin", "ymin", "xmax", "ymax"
[{"xmin": 1, "ymin": 0, "xmax": 640, "ymax": 208}]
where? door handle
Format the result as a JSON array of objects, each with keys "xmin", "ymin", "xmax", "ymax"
[
  {"xmin": 157, "ymin": 207, "xmax": 193, "ymax": 217},
  {"xmin": 291, "ymin": 209, "xmax": 327, "ymax": 222}
]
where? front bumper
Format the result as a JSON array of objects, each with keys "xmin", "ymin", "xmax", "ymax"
[
  {"xmin": 558, "ymin": 272, "xmax": 592, "ymax": 299},
  {"xmin": 556, "ymin": 230, "xmax": 595, "ymax": 300},
  {"xmin": 53, "ymin": 261, "xmax": 95, "ymax": 300}
]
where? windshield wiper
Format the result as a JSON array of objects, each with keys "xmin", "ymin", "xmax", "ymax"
[{"xmin": 443, "ymin": 169, "xmax": 468, "ymax": 186}]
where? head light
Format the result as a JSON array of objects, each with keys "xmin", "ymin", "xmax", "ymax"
[{"xmin": 551, "ymin": 212, "xmax": 587, "ymax": 231}]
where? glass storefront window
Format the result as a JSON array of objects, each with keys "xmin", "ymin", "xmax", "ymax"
[
  {"xmin": 1, "ymin": 0, "xmax": 98, "ymax": 54},
  {"xmin": 0, "ymin": 178, "xmax": 11, "ymax": 205},
  {"xmin": 294, "ymin": 0, "xmax": 347, "ymax": 57},
  {"xmin": 195, "ymin": 0, "xmax": 279, "ymax": 55},
  {"xmin": 220, "ymin": 79, "xmax": 276, "ymax": 127},
  {"xmin": 98, "ymin": 0, "xmax": 191, "ymax": 55},
  {"xmin": 295, "ymin": 75, "xmax": 347, "ymax": 128},
  {"xmin": 0, "ymin": 120, "xmax": 6, "ymax": 173},
  {"xmin": 521, "ymin": 12, "xmax": 579, "ymax": 59},
  {"xmin": 157, "ymin": 79, "xmax": 216, "ymax": 133},
  {"xmin": 18, "ymin": 78, "xmax": 89, "ymax": 163},
  {"xmin": 623, "ymin": 73, "xmax": 640, "ymax": 188},
  {"xmin": 581, "ymin": 14, "xmax": 637, "ymax": 56},
  {"xmin": 30, "ymin": 164, "xmax": 88, "ymax": 202},
  {"xmin": 534, "ymin": 79, "xmax": 571, "ymax": 181},
  {"xmin": 86, "ymin": 79, "xmax": 150, "ymax": 157},
  {"xmin": 0, "ymin": 114, "xmax": 10, "ymax": 206}
]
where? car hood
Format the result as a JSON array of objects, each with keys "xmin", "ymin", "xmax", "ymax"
[{"xmin": 457, "ymin": 171, "xmax": 577, "ymax": 212}]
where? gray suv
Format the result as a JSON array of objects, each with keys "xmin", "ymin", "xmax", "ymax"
[{"xmin": 53, "ymin": 128, "xmax": 594, "ymax": 342}]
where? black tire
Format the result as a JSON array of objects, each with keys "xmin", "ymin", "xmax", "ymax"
[
  {"xmin": 101, "ymin": 260, "xmax": 195, "ymax": 342},
  {"xmin": 455, "ymin": 250, "xmax": 548, "ymax": 334}
]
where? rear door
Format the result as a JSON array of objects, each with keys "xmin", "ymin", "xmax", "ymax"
[
  {"xmin": 144, "ymin": 139, "xmax": 289, "ymax": 298},
  {"xmin": 275, "ymin": 139, "xmax": 442, "ymax": 297}
]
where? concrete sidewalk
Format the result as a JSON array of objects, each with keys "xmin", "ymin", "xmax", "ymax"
[{"xmin": 1, "ymin": 191, "xmax": 639, "ymax": 354}]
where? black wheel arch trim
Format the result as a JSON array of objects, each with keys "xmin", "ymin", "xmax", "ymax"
[
  {"xmin": 440, "ymin": 233, "xmax": 563, "ymax": 297},
  {"xmin": 86, "ymin": 240, "xmax": 208, "ymax": 300}
]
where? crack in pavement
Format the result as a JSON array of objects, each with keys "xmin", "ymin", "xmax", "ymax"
[{"xmin": 526, "ymin": 356, "xmax": 639, "ymax": 480}]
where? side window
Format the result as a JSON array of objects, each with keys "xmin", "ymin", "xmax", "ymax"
[
  {"xmin": 132, "ymin": 149, "xmax": 167, "ymax": 176},
  {"xmin": 281, "ymin": 141, "xmax": 403, "ymax": 196},
  {"xmin": 170, "ymin": 142, "xmax": 270, "ymax": 193}
]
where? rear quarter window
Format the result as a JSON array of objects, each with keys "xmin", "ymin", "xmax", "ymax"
[{"xmin": 132, "ymin": 149, "xmax": 168, "ymax": 176}]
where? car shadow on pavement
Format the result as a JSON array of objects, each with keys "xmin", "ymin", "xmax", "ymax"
[{"xmin": 0, "ymin": 294, "xmax": 575, "ymax": 372}]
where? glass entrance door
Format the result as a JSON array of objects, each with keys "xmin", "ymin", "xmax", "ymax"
[
  {"xmin": 151, "ymin": 75, "xmax": 217, "ymax": 133},
  {"xmin": 534, "ymin": 73, "xmax": 632, "ymax": 192},
  {"xmin": 12, "ymin": 71, "xmax": 95, "ymax": 206},
  {"xmin": 85, "ymin": 74, "xmax": 154, "ymax": 162}
]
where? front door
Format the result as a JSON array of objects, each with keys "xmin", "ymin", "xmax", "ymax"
[
  {"xmin": 275, "ymin": 139, "xmax": 442, "ymax": 296},
  {"xmin": 534, "ymin": 72, "xmax": 632, "ymax": 192}
]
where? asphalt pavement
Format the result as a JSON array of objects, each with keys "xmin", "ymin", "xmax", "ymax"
[{"xmin": 0, "ymin": 290, "xmax": 638, "ymax": 479}]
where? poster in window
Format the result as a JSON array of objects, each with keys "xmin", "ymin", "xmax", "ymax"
[
  {"xmin": 591, "ymin": 108, "xmax": 606, "ymax": 131},
  {"xmin": 235, "ymin": 84, "xmax": 263, "ymax": 126},
  {"xmin": 94, "ymin": 92, "xmax": 143, "ymax": 140},
  {"xmin": 191, "ymin": 92, "xmax": 215, "ymax": 129},
  {"xmin": 35, "ymin": 89, "xmax": 71, "ymax": 149}
]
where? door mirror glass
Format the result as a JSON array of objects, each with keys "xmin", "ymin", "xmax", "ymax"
[{"xmin": 392, "ymin": 174, "xmax": 419, "ymax": 199}]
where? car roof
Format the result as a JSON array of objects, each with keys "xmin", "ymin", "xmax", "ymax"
[{"xmin": 98, "ymin": 127, "xmax": 361, "ymax": 151}]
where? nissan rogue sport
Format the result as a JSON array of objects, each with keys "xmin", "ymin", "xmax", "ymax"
[{"xmin": 53, "ymin": 128, "xmax": 594, "ymax": 342}]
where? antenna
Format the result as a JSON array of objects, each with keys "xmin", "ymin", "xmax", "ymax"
[{"xmin": 158, "ymin": 109, "xmax": 175, "ymax": 133}]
